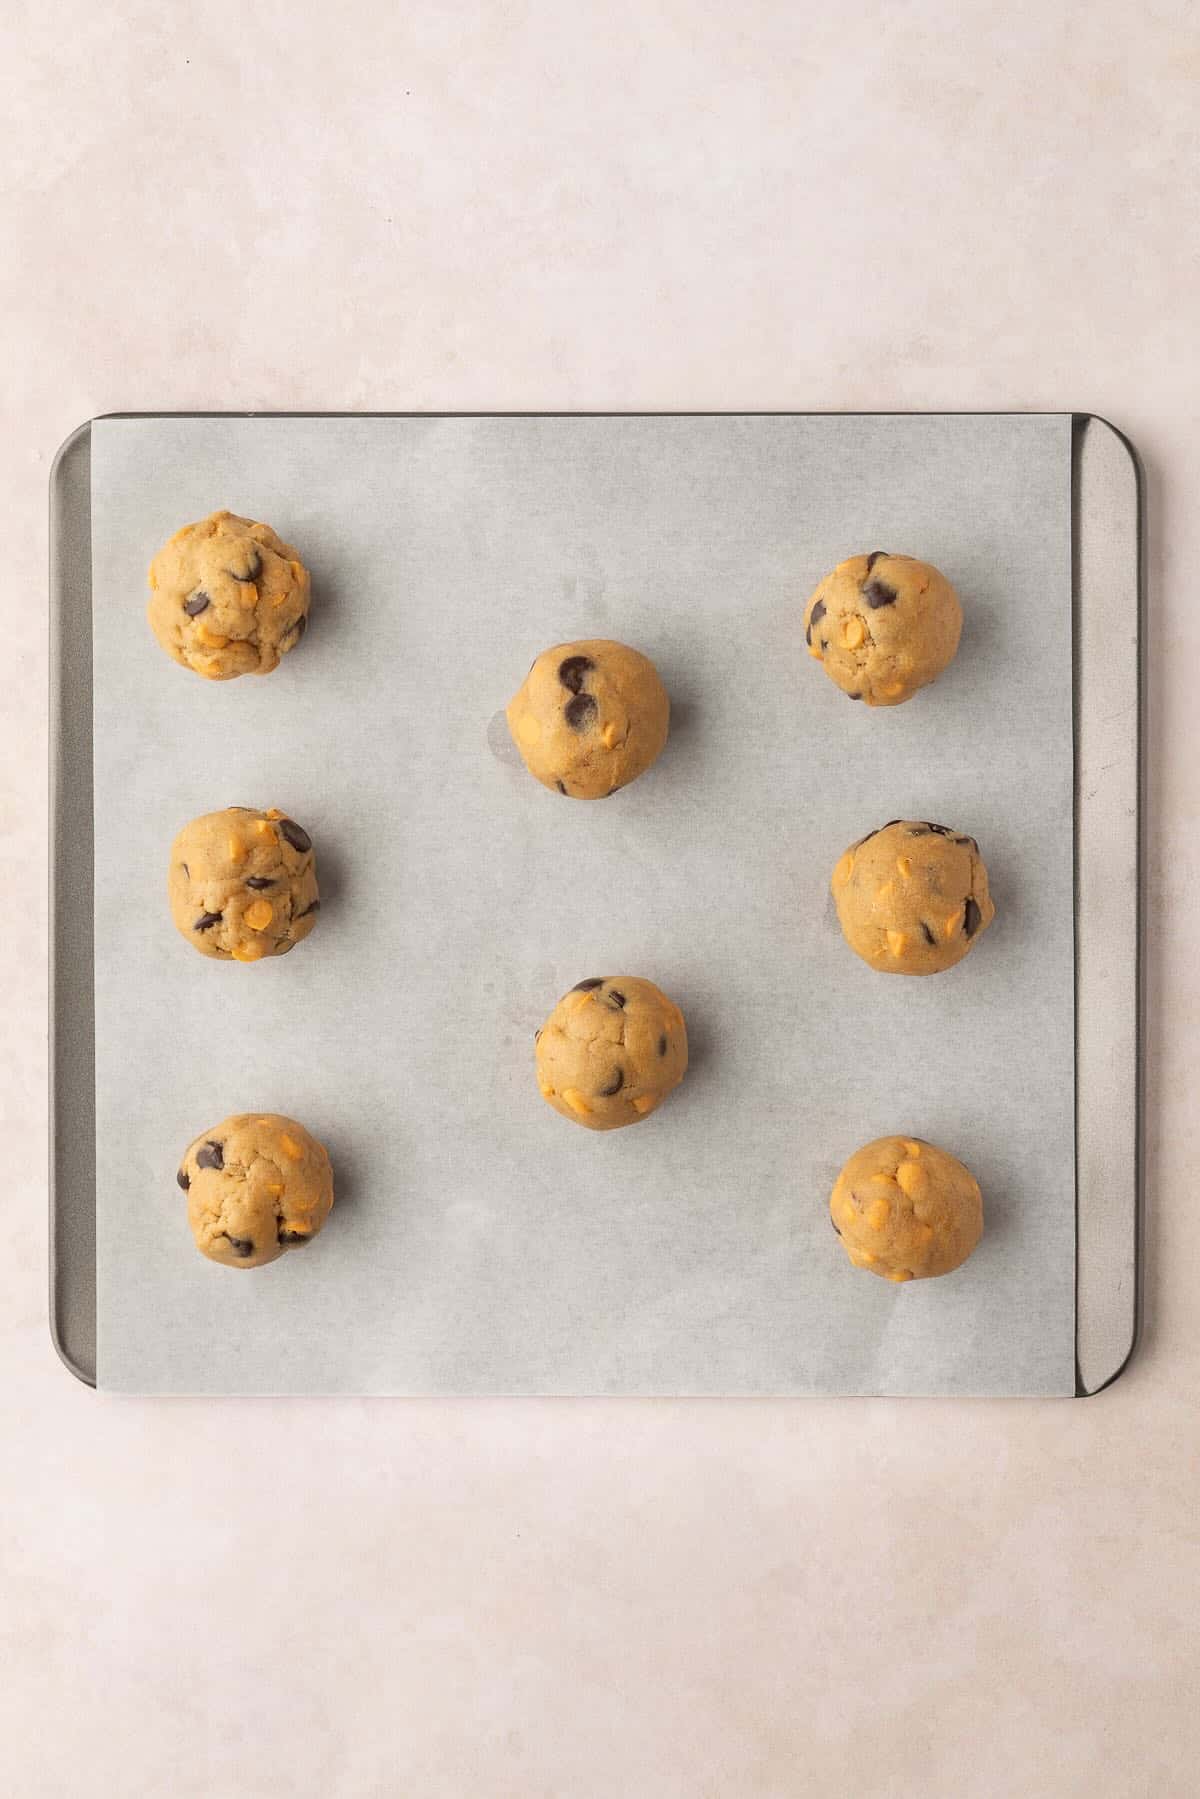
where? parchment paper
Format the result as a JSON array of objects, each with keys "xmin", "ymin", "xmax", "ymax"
[{"xmin": 90, "ymin": 414, "xmax": 1075, "ymax": 1395}]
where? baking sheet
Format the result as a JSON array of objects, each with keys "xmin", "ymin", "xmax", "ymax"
[{"xmin": 90, "ymin": 413, "xmax": 1075, "ymax": 1395}]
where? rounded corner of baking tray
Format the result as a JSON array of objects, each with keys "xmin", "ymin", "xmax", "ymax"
[
  {"xmin": 1076, "ymin": 1313, "xmax": 1142, "ymax": 1398},
  {"xmin": 48, "ymin": 1309, "xmax": 97, "ymax": 1390},
  {"xmin": 49, "ymin": 417, "xmax": 95, "ymax": 487},
  {"xmin": 1073, "ymin": 412, "xmax": 1145, "ymax": 491}
]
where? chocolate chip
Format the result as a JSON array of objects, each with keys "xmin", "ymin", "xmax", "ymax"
[
  {"xmin": 658, "ymin": 1035, "xmax": 667, "ymax": 1056},
  {"xmin": 284, "ymin": 613, "xmax": 307, "ymax": 642},
  {"xmin": 598, "ymin": 1068, "xmax": 624, "ymax": 1096},
  {"xmin": 606, "ymin": 989, "xmax": 627, "ymax": 1010},
  {"xmin": 556, "ymin": 780, "xmax": 567, "ymax": 795},
  {"xmin": 564, "ymin": 693, "xmax": 598, "ymax": 731},
  {"xmin": 534, "ymin": 1028, "xmax": 542, "ymax": 1042},
  {"xmin": 277, "ymin": 1229, "xmax": 311, "ymax": 1247},
  {"xmin": 557, "ymin": 654, "xmax": 594, "ymax": 693},
  {"xmin": 925, "ymin": 823, "xmax": 952, "ymax": 837},
  {"xmin": 278, "ymin": 818, "xmax": 312, "ymax": 854},
  {"xmin": 806, "ymin": 596, "xmax": 827, "ymax": 646},
  {"xmin": 196, "ymin": 1141, "xmax": 224, "ymax": 1171},
  {"xmin": 296, "ymin": 899, "xmax": 320, "ymax": 919},
  {"xmin": 848, "ymin": 692, "xmax": 862, "ymax": 700},
  {"xmin": 176, "ymin": 1169, "xmax": 190, "ymax": 1191},
  {"xmin": 244, "ymin": 876, "xmax": 275, "ymax": 890},
  {"xmin": 820, "ymin": 639, "xmax": 828, "ymax": 652},
  {"xmin": 858, "ymin": 820, "xmax": 902, "ymax": 847},
  {"xmin": 193, "ymin": 911, "xmax": 222, "ymax": 932},
  {"xmin": 183, "ymin": 592, "xmax": 210, "ymax": 616},
  {"xmin": 865, "ymin": 551, "xmax": 889, "ymax": 573},
  {"xmin": 228, "ymin": 548, "xmax": 261, "ymax": 582},
  {"xmin": 225, "ymin": 1234, "xmax": 254, "ymax": 1258},
  {"xmin": 572, "ymin": 978, "xmax": 604, "ymax": 991},
  {"xmin": 863, "ymin": 579, "xmax": 897, "ymax": 609},
  {"xmin": 920, "ymin": 921, "xmax": 936, "ymax": 946},
  {"xmin": 964, "ymin": 897, "xmax": 982, "ymax": 937}
]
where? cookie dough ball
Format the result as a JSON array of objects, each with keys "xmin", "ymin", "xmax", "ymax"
[
  {"xmin": 535, "ymin": 976, "xmax": 687, "ymax": 1130},
  {"xmin": 148, "ymin": 509, "xmax": 310, "ymax": 680},
  {"xmin": 506, "ymin": 640, "xmax": 670, "ymax": 799},
  {"xmin": 804, "ymin": 552, "xmax": 961, "ymax": 706},
  {"xmin": 168, "ymin": 807, "xmax": 320, "ymax": 962},
  {"xmin": 178, "ymin": 1113, "xmax": 333, "ymax": 1269},
  {"xmin": 831, "ymin": 1136, "xmax": 983, "ymax": 1281},
  {"xmin": 832, "ymin": 819, "xmax": 994, "ymax": 975}
]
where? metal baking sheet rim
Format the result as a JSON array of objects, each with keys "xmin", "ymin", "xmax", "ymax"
[{"xmin": 48, "ymin": 411, "xmax": 1144, "ymax": 1397}]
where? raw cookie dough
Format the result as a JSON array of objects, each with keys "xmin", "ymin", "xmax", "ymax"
[
  {"xmin": 168, "ymin": 806, "xmax": 320, "ymax": 962},
  {"xmin": 830, "ymin": 1135, "xmax": 983, "ymax": 1282},
  {"xmin": 178, "ymin": 1113, "xmax": 334, "ymax": 1269},
  {"xmin": 535, "ymin": 976, "xmax": 688, "ymax": 1130},
  {"xmin": 832, "ymin": 819, "xmax": 994, "ymax": 975},
  {"xmin": 506, "ymin": 639, "xmax": 670, "ymax": 798},
  {"xmin": 803, "ymin": 552, "xmax": 962, "ymax": 706},
  {"xmin": 148, "ymin": 509, "xmax": 310, "ymax": 680}
]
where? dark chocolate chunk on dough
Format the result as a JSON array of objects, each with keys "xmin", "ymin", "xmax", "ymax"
[
  {"xmin": 805, "ymin": 596, "xmax": 827, "ymax": 646},
  {"xmin": 557, "ymin": 655, "xmax": 594, "ymax": 694},
  {"xmin": 564, "ymin": 692, "xmax": 598, "ymax": 731},
  {"xmin": 278, "ymin": 818, "xmax": 312, "ymax": 854}
]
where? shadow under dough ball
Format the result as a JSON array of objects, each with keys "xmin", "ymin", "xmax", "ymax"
[
  {"xmin": 831, "ymin": 1136, "xmax": 983, "ymax": 1282},
  {"xmin": 178, "ymin": 1113, "xmax": 334, "ymax": 1269},
  {"xmin": 803, "ymin": 552, "xmax": 961, "ymax": 705},
  {"xmin": 168, "ymin": 806, "xmax": 320, "ymax": 962},
  {"xmin": 535, "ymin": 976, "xmax": 688, "ymax": 1129},
  {"xmin": 148, "ymin": 509, "xmax": 310, "ymax": 679},
  {"xmin": 831, "ymin": 819, "xmax": 994, "ymax": 975},
  {"xmin": 506, "ymin": 639, "xmax": 670, "ymax": 798}
]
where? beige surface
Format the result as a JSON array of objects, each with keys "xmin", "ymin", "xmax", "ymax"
[{"xmin": 0, "ymin": 1, "xmax": 1195, "ymax": 1794}]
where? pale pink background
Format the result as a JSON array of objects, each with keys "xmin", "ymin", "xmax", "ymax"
[{"xmin": 1, "ymin": 3, "xmax": 1196, "ymax": 1794}]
